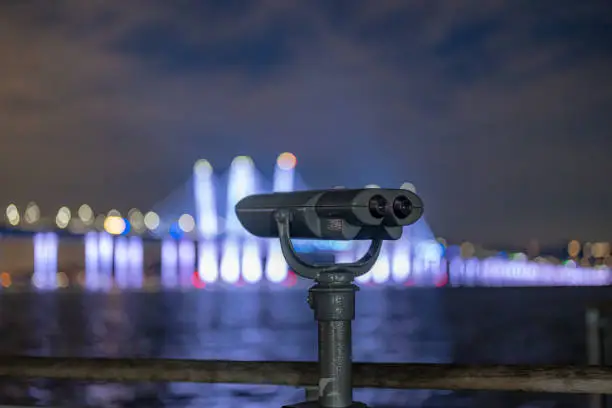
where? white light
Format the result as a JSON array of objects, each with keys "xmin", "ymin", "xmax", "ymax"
[
  {"xmin": 226, "ymin": 156, "xmax": 257, "ymax": 235},
  {"xmin": 391, "ymin": 239, "xmax": 412, "ymax": 282},
  {"xmin": 371, "ymin": 246, "xmax": 391, "ymax": 284},
  {"xmin": 56, "ymin": 207, "xmax": 71, "ymax": 229},
  {"xmin": 265, "ymin": 241, "xmax": 288, "ymax": 283},
  {"xmin": 241, "ymin": 238, "xmax": 262, "ymax": 283},
  {"xmin": 400, "ymin": 182, "xmax": 416, "ymax": 192},
  {"xmin": 194, "ymin": 159, "xmax": 218, "ymax": 238},
  {"xmin": 365, "ymin": 184, "xmax": 380, "ymax": 189},
  {"xmin": 104, "ymin": 216, "xmax": 126, "ymax": 235},
  {"xmin": 198, "ymin": 240, "xmax": 219, "ymax": 283},
  {"xmin": 144, "ymin": 211, "xmax": 160, "ymax": 230},
  {"xmin": 194, "ymin": 159, "xmax": 213, "ymax": 178},
  {"xmin": 24, "ymin": 202, "xmax": 40, "ymax": 224},
  {"xmin": 220, "ymin": 237, "xmax": 241, "ymax": 283},
  {"xmin": 178, "ymin": 214, "xmax": 195, "ymax": 233},
  {"xmin": 6, "ymin": 204, "xmax": 20, "ymax": 226},
  {"xmin": 128, "ymin": 209, "xmax": 145, "ymax": 232},
  {"xmin": 78, "ymin": 204, "xmax": 94, "ymax": 224}
]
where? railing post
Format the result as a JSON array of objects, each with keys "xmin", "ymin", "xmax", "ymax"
[{"xmin": 586, "ymin": 306, "xmax": 611, "ymax": 408}]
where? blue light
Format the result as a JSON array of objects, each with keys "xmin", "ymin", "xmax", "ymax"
[
  {"xmin": 169, "ymin": 222, "xmax": 183, "ymax": 239},
  {"xmin": 292, "ymin": 240, "xmax": 353, "ymax": 253},
  {"xmin": 121, "ymin": 218, "xmax": 132, "ymax": 236},
  {"xmin": 439, "ymin": 242, "xmax": 447, "ymax": 258}
]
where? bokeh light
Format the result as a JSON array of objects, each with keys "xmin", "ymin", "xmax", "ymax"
[
  {"xmin": 24, "ymin": 202, "xmax": 40, "ymax": 224},
  {"xmin": 178, "ymin": 214, "xmax": 195, "ymax": 233},
  {"xmin": 0, "ymin": 272, "xmax": 11, "ymax": 288},
  {"xmin": 55, "ymin": 207, "xmax": 71, "ymax": 229},
  {"xmin": 128, "ymin": 208, "xmax": 145, "ymax": 232},
  {"xmin": 57, "ymin": 272, "xmax": 69, "ymax": 288},
  {"xmin": 231, "ymin": 155, "xmax": 254, "ymax": 166},
  {"xmin": 78, "ymin": 204, "xmax": 94, "ymax": 224},
  {"xmin": 94, "ymin": 214, "xmax": 106, "ymax": 230},
  {"xmin": 400, "ymin": 182, "xmax": 416, "ymax": 192},
  {"xmin": 5, "ymin": 204, "xmax": 19, "ymax": 226},
  {"xmin": 104, "ymin": 216, "xmax": 126, "ymax": 235},
  {"xmin": 568, "ymin": 240, "xmax": 581, "ymax": 258},
  {"xmin": 194, "ymin": 159, "xmax": 213, "ymax": 177},
  {"xmin": 144, "ymin": 211, "xmax": 160, "ymax": 230},
  {"xmin": 276, "ymin": 152, "xmax": 297, "ymax": 170}
]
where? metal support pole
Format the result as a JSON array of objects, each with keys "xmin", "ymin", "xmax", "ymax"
[
  {"xmin": 284, "ymin": 273, "xmax": 366, "ymax": 408},
  {"xmin": 587, "ymin": 305, "xmax": 612, "ymax": 408},
  {"xmin": 586, "ymin": 308, "xmax": 605, "ymax": 408}
]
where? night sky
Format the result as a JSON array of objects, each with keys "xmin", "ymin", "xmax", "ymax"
[{"xmin": 0, "ymin": 1, "xmax": 611, "ymax": 246}]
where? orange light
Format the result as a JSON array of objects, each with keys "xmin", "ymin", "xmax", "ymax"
[
  {"xmin": 104, "ymin": 216, "xmax": 126, "ymax": 235},
  {"xmin": 1, "ymin": 272, "xmax": 12, "ymax": 288},
  {"xmin": 276, "ymin": 152, "xmax": 297, "ymax": 170}
]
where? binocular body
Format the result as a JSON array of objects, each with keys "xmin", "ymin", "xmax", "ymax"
[{"xmin": 235, "ymin": 188, "xmax": 423, "ymax": 240}]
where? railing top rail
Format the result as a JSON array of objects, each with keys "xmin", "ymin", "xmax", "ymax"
[{"xmin": 0, "ymin": 356, "xmax": 610, "ymax": 395}]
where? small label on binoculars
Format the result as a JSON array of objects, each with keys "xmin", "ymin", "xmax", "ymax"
[{"xmin": 327, "ymin": 219, "xmax": 342, "ymax": 231}]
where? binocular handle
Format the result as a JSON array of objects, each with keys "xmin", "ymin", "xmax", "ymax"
[{"xmin": 274, "ymin": 209, "xmax": 383, "ymax": 281}]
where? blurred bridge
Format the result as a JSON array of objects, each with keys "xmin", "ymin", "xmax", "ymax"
[{"xmin": 1, "ymin": 153, "xmax": 610, "ymax": 292}]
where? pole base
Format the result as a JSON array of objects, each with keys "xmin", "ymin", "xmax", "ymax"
[{"xmin": 283, "ymin": 402, "xmax": 368, "ymax": 408}]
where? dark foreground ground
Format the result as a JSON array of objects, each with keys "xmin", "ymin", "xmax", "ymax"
[{"xmin": 0, "ymin": 286, "xmax": 610, "ymax": 407}]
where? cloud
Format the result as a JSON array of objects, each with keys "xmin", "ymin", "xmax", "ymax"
[{"xmin": 0, "ymin": 0, "xmax": 610, "ymax": 244}]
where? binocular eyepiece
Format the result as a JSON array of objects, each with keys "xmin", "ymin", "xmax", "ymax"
[
  {"xmin": 367, "ymin": 194, "xmax": 413, "ymax": 220},
  {"xmin": 235, "ymin": 188, "xmax": 423, "ymax": 241}
]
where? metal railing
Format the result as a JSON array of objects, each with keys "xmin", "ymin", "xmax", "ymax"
[
  {"xmin": 0, "ymin": 355, "xmax": 611, "ymax": 395},
  {"xmin": 0, "ymin": 305, "xmax": 609, "ymax": 406}
]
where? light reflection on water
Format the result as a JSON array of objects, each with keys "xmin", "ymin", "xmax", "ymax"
[{"xmin": 0, "ymin": 287, "xmax": 607, "ymax": 407}]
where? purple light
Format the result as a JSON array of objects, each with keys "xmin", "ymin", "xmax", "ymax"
[
  {"xmin": 85, "ymin": 232, "xmax": 100, "ymax": 290},
  {"xmin": 98, "ymin": 233, "xmax": 114, "ymax": 291},
  {"xmin": 33, "ymin": 233, "xmax": 58, "ymax": 290},
  {"xmin": 114, "ymin": 236, "xmax": 129, "ymax": 289},
  {"xmin": 32, "ymin": 233, "xmax": 45, "ymax": 289},
  {"xmin": 448, "ymin": 258, "xmax": 612, "ymax": 286}
]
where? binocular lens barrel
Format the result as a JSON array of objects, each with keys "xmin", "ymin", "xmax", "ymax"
[
  {"xmin": 368, "ymin": 195, "xmax": 388, "ymax": 219},
  {"xmin": 392, "ymin": 195, "xmax": 412, "ymax": 219}
]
